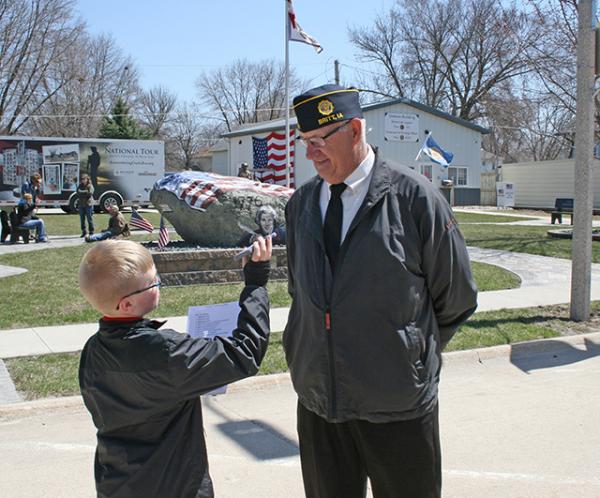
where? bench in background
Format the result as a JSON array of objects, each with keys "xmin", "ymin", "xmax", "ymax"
[
  {"xmin": 0, "ymin": 209, "xmax": 34, "ymax": 244},
  {"xmin": 551, "ymin": 198, "xmax": 574, "ymax": 225}
]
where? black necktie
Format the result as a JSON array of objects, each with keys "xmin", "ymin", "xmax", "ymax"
[{"xmin": 324, "ymin": 183, "xmax": 347, "ymax": 273}]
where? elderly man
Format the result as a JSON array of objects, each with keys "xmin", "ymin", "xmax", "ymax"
[{"xmin": 284, "ymin": 84, "xmax": 478, "ymax": 498}]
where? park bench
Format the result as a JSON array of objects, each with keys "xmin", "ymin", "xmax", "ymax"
[{"xmin": 550, "ymin": 198, "xmax": 574, "ymax": 225}]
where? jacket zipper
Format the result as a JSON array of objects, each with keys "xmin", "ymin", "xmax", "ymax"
[{"xmin": 325, "ymin": 308, "xmax": 337, "ymax": 419}]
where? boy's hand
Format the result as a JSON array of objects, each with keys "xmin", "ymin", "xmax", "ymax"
[{"xmin": 242, "ymin": 235, "xmax": 272, "ymax": 265}]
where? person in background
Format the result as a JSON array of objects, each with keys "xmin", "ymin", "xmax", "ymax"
[
  {"xmin": 237, "ymin": 162, "xmax": 253, "ymax": 180},
  {"xmin": 284, "ymin": 84, "xmax": 478, "ymax": 498},
  {"xmin": 16, "ymin": 193, "xmax": 47, "ymax": 243},
  {"xmin": 20, "ymin": 173, "xmax": 42, "ymax": 205},
  {"xmin": 85, "ymin": 205, "xmax": 129, "ymax": 242},
  {"xmin": 77, "ymin": 174, "xmax": 94, "ymax": 238}
]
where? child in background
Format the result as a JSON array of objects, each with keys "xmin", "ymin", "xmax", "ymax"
[{"xmin": 84, "ymin": 205, "xmax": 128, "ymax": 242}]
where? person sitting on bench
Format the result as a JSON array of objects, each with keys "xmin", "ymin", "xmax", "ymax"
[{"xmin": 16, "ymin": 193, "xmax": 48, "ymax": 243}]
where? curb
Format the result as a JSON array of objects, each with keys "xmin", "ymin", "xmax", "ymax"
[
  {"xmin": 2, "ymin": 332, "xmax": 599, "ymax": 415},
  {"xmin": 442, "ymin": 330, "xmax": 600, "ymax": 365}
]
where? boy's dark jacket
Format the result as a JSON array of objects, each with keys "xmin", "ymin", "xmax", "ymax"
[{"xmin": 79, "ymin": 262, "xmax": 270, "ymax": 498}]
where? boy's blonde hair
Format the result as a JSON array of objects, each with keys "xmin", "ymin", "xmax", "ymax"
[
  {"xmin": 79, "ymin": 240, "xmax": 155, "ymax": 314},
  {"xmin": 23, "ymin": 193, "xmax": 33, "ymax": 201}
]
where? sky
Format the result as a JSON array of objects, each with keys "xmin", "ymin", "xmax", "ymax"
[{"xmin": 74, "ymin": 0, "xmax": 397, "ymax": 105}]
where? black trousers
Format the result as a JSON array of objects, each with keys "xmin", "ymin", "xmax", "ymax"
[{"xmin": 297, "ymin": 402, "xmax": 441, "ymax": 498}]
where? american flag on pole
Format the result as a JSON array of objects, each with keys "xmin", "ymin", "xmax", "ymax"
[
  {"xmin": 252, "ymin": 130, "xmax": 295, "ymax": 187},
  {"xmin": 157, "ymin": 216, "xmax": 170, "ymax": 250},
  {"xmin": 288, "ymin": 0, "xmax": 322, "ymax": 53},
  {"xmin": 129, "ymin": 209, "xmax": 154, "ymax": 232}
]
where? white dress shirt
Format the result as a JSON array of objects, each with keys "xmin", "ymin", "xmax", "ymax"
[{"xmin": 320, "ymin": 146, "xmax": 375, "ymax": 243}]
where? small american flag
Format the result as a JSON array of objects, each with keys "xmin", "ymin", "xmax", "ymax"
[
  {"xmin": 129, "ymin": 209, "xmax": 154, "ymax": 232},
  {"xmin": 157, "ymin": 216, "xmax": 170, "ymax": 250}
]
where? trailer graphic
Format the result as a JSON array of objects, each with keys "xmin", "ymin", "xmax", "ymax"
[{"xmin": 0, "ymin": 136, "xmax": 165, "ymax": 212}]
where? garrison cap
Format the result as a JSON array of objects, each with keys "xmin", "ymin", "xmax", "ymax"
[{"xmin": 293, "ymin": 84, "xmax": 362, "ymax": 132}]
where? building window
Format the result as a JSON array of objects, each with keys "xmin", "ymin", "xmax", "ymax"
[
  {"xmin": 448, "ymin": 167, "xmax": 467, "ymax": 186},
  {"xmin": 420, "ymin": 164, "xmax": 432, "ymax": 181}
]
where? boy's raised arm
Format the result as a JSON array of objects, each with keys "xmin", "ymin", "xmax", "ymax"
[{"xmin": 165, "ymin": 237, "xmax": 273, "ymax": 398}]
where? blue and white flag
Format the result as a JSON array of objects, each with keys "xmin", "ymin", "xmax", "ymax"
[{"xmin": 416, "ymin": 134, "xmax": 454, "ymax": 167}]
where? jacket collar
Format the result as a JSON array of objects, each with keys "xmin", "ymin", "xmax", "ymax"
[
  {"xmin": 298, "ymin": 146, "xmax": 392, "ymax": 242},
  {"xmin": 98, "ymin": 317, "xmax": 167, "ymax": 336}
]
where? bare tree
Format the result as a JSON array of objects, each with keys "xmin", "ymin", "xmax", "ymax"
[
  {"xmin": 27, "ymin": 33, "xmax": 139, "ymax": 137},
  {"xmin": 166, "ymin": 104, "xmax": 222, "ymax": 169},
  {"xmin": 138, "ymin": 86, "xmax": 177, "ymax": 138},
  {"xmin": 349, "ymin": 0, "xmax": 544, "ymax": 120},
  {"xmin": 482, "ymin": 90, "xmax": 574, "ymax": 163},
  {"xmin": 196, "ymin": 59, "xmax": 305, "ymax": 132},
  {"xmin": 0, "ymin": 0, "xmax": 85, "ymax": 134},
  {"xmin": 526, "ymin": 0, "xmax": 578, "ymax": 115}
]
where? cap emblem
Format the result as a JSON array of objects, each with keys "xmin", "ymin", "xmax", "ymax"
[{"xmin": 317, "ymin": 99, "xmax": 334, "ymax": 116}]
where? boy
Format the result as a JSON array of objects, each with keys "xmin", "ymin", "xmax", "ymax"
[
  {"xmin": 78, "ymin": 237, "xmax": 272, "ymax": 498},
  {"xmin": 85, "ymin": 204, "xmax": 129, "ymax": 242}
]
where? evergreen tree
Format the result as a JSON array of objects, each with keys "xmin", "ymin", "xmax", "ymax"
[{"xmin": 99, "ymin": 98, "xmax": 148, "ymax": 139}]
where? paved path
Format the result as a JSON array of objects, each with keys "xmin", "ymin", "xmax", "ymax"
[{"xmin": 1, "ymin": 333, "xmax": 599, "ymax": 498}]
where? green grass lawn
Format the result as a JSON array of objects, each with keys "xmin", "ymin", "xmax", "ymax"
[
  {"xmin": 9, "ymin": 302, "xmax": 600, "ymax": 400},
  {"xmin": 454, "ymin": 212, "xmax": 534, "ymax": 223},
  {"xmin": 39, "ymin": 210, "xmax": 165, "ymax": 236},
  {"xmin": 42, "ymin": 210, "xmax": 530, "ymax": 236},
  {"xmin": 0, "ymin": 243, "xmax": 516, "ymax": 329},
  {"xmin": 458, "ymin": 223, "xmax": 600, "ymax": 261}
]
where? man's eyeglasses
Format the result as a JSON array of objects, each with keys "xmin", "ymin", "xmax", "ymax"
[
  {"xmin": 299, "ymin": 120, "xmax": 352, "ymax": 148},
  {"xmin": 116, "ymin": 275, "xmax": 161, "ymax": 310}
]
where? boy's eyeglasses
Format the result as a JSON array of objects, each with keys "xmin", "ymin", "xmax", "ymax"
[
  {"xmin": 116, "ymin": 275, "xmax": 162, "ymax": 310},
  {"xmin": 299, "ymin": 120, "xmax": 352, "ymax": 148}
]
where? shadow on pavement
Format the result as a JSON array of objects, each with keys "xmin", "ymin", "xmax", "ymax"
[
  {"xmin": 510, "ymin": 336, "xmax": 600, "ymax": 373},
  {"xmin": 216, "ymin": 419, "xmax": 298, "ymax": 460},
  {"xmin": 204, "ymin": 395, "xmax": 299, "ymax": 461}
]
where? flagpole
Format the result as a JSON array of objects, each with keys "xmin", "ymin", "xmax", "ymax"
[
  {"xmin": 285, "ymin": 0, "xmax": 291, "ymax": 188},
  {"xmin": 415, "ymin": 130, "xmax": 431, "ymax": 161}
]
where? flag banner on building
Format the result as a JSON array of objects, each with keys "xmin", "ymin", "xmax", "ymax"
[
  {"xmin": 157, "ymin": 216, "xmax": 170, "ymax": 250},
  {"xmin": 153, "ymin": 172, "xmax": 295, "ymax": 212},
  {"xmin": 252, "ymin": 130, "xmax": 295, "ymax": 187},
  {"xmin": 129, "ymin": 209, "xmax": 154, "ymax": 232},
  {"xmin": 415, "ymin": 134, "xmax": 454, "ymax": 168},
  {"xmin": 287, "ymin": 0, "xmax": 323, "ymax": 53}
]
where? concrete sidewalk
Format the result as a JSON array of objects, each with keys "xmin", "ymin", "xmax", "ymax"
[{"xmin": 1, "ymin": 333, "xmax": 599, "ymax": 497}]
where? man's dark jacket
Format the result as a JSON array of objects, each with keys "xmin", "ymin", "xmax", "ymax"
[
  {"xmin": 79, "ymin": 263, "xmax": 270, "ymax": 498},
  {"xmin": 284, "ymin": 152, "xmax": 478, "ymax": 423}
]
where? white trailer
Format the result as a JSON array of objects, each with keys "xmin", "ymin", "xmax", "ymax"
[{"xmin": 0, "ymin": 136, "xmax": 165, "ymax": 212}]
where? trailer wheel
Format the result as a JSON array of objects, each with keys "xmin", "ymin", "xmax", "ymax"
[
  {"xmin": 68, "ymin": 194, "xmax": 80, "ymax": 213},
  {"xmin": 99, "ymin": 192, "xmax": 123, "ymax": 213}
]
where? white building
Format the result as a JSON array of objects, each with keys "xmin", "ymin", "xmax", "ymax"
[
  {"xmin": 221, "ymin": 97, "xmax": 489, "ymax": 205},
  {"xmin": 501, "ymin": 159, "xmax": 600, "ymax": 209}
]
